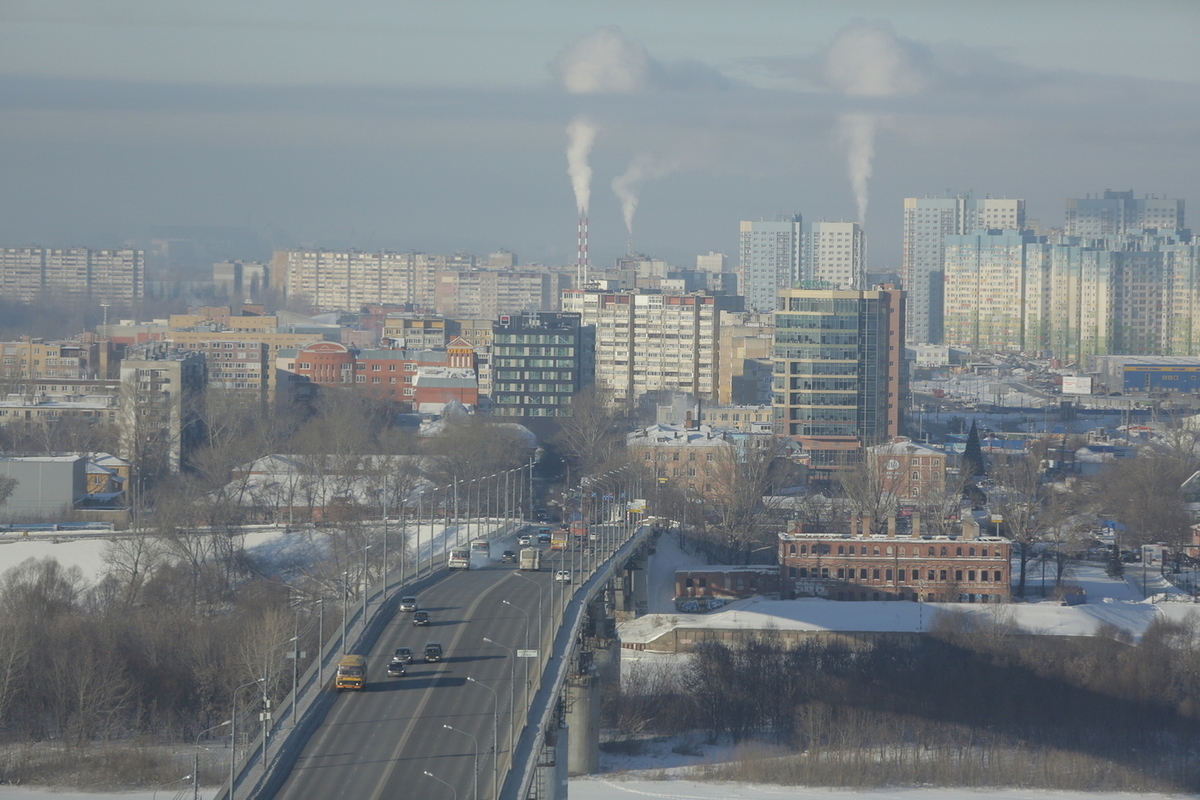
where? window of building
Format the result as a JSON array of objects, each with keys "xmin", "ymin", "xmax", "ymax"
[
  {"xmin": 955, "ymin": 570, "xmax": 963, "ymax": 582},
  {"xmin": 886, "ymin": 546, "xmax": 893, "ymax": 555},
  {"xmin": 968, "ymin": 570, "xmax": 976, "ymax": 581},
  {"xmin": 928, "ymin": 570, "xmax": 935, "ymax": 580},
  {"xmin": 969, "ymin": 547, "xmax": 975, "ymax": 556},
  {"xmin": 872, "ymin": 569, "xmax": 880, "ymax": 580},
  {"xmin": 885, "ymin": 569, "xmax": 892, "ymax": 581},
  {"xmin": 837, "ymin": 545, "xmax": 845, "ymax": 555},
  {"xmin": 940, "ymin": 570, "xmax": 947, "ymax": 581},
  {"xmin": 940, "ymin": 546, "xmax": 947, "ymax": 556},
  {"xmin": 848, "ymin": 545, "xmax": 855, "ymax": 555},
  {"xmin": 789, "ymin": 567, "xmax": 796, "ymax": 579},
  {"xmin": 859, "ymin": 568, "xmax": 868, "ymax": 579},
  {"xmin": 800, "ymin": 545, "xmax": 807, "ymax": 554},
  {"xmin": 928, "ymin": 546, "xmax": 935, "ymax": 556},
  {"xmin": 982, "ymin": 547, "xmax": 988, "ymax": 557},
  {"xmin": 980, "ymin": 571, "xmax": 989, "ymax": 582},
  {"xmin": 799, "ymin": 568, "xmax": 808, "ymax": 578},
  {"xmin": 837, "ymin": 568, "xmax": 845, "ymax": 579},
  {"xmin": 873, "ymin": 547, "xmax": 880, "ymax": 556},
  {"xmin": 956, "ymin": 547, "xmax": 963, "ymax": 556},
  {"xmin": 994, "ymin": 570, "xmax": 1002, "ymax": 582},
  {"xmin": 788, "ymin": 544, "xmax": 796, "ymax": 555}
]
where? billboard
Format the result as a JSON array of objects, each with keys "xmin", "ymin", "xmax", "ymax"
[{"xmin": 1061, "ymin": 375, "xmax": 1093, "ymax": 395}]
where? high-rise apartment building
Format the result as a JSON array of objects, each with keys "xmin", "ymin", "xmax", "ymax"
[
  {"xmin": 433, "ymin": 269, "xmax": 559, "ymax": 319},
  {"xmin": 119, "ymin": 346, "xmax": 207, "ymax": 474},
  {"xmin": 943, "ymin": 230, "xmax": 1041, "ymax": 352},
  {"xmin": 274, "ymin": 249, "xmax": 445, "ymax": 311},
  {"xmin": 801, "ymin": 221, "xmax": 864, "ymax": 289},
  {"xmin": 1064, "ymin": 190, "xmax": 1185, "ymax": 238},
  {"xmin": 738, "ymin": 215, "xmax": 802, "ymax": 312},
  {"xmin": 561, "ymin": 289, "xmax": 742, "ymax": 406},
  {"xmin": 0, "ymin": 246, "xmax": 144, "ymax": 303},
  {"xmin": 695, "ymin": 251, "xmax": 727, "ymax": 274},
  {"xmin": 490, "ymin": 312, "xmax": 591, "ymax": 417},
  {"xmin": 773, "ymin": 287, "xmax": 905, "ymax": 484},
  {"xmin": 901, "ymin": 195, "xmax": 1024, "ymax": 344}
]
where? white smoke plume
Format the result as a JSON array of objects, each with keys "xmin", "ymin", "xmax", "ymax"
[
  {"xmin": 837, "ymin": 113, "xmax": 880, "ymax": 224},
  {"xmin": 823, "ymin": 22, "xmax": 931, "ymax": 222},
  {"xmin": 611, "ymin": 154, "xmax": 681, "ymax": 239},
  {"xmin": 553, "ymin": 26, "xmax": 650, "ymax": 94},
  {"xmin": 566, "ymin": 115, "xmax": 597, "ymax": 215}
]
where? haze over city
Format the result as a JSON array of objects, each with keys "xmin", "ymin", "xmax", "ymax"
[{"xmin": 3, "ymin": 0, "xmax": 1197, "ymax": 269}]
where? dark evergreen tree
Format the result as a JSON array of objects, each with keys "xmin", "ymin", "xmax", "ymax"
[
  {"xmin": 963, "ymin": 421, "xmax": 986, "ymax": 478},
  {"xmin": 1105, "ymin": 542, "xmax": 1125, "ymax": 579}
]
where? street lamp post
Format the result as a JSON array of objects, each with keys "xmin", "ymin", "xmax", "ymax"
[
  {"xmin": 466, "ymin": 676, "xmax": 500, "ymax": 797},
  {"xmin": 482, "ymin": 636, "xmax": 517, "ymax": 751},
  {"xmin": 361, "ymin": 544, "xmax": 373, "ymax": 627},
  {"xmin": 443, "ymin": 724, "xmax": 479, "ymax": 800},
  {"xmin": 193, "ymin": 720, "xmax": 230, "ymax": 800},
  {"xmin": 509, "ymin": 571, "xmax": 544, "ymax": 663},
  {"xmin": 499, "ymin": 599, "xmax": 531, "ymax": 719},
  {"xmin": 229, "ymin": 678, "xmax": 264, "ymax": 800},
  {"xmin": 341, "ymin": 571, "xmax": 350, "ymax": 654},
  {"xmin": 423, "ymin": 769, "xmax": 457, "ymax": 800}
]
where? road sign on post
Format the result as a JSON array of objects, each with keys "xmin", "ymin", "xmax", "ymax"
[{"xmin": 517, "ymin": 649, "xmax": 538, "ymax": 658}]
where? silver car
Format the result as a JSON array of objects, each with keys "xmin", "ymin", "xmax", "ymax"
[{"xmin": 399, "ymin": 596, "xmax": 418, "ymax": 612}]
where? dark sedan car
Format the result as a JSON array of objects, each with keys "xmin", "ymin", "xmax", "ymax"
[{"xmin": 412, "ymin": 610, "xmax": 430, "ymax": 626}]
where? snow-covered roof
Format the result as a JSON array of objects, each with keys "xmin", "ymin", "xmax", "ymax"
[
  {"xmin": 866, "ymin": 437, "xmax": 944, "ymax": 457},
  {"xmin": 627, "ymin": 423, "xmax": 736, "ymax": 447}
]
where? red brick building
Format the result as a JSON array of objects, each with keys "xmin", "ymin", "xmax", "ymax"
[
  {"xmin": 276, "ymin": 340, "xmax": 478, "ymax": 409},
  {"xmin": 779, "ymin": 516, "xmax": 1011, "ymax": 603},
  {"xmin": 674, "ymin": 566, "xmax": 780, "ymax": 601},
  {"xmin": 866, "ymin": 437, "xmax": 947, "ymax": 501}
]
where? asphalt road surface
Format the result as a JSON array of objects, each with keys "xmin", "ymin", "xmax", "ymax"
[{"xmin": 269, "ymin": 545, "xmax": 572, "ymax": 800}]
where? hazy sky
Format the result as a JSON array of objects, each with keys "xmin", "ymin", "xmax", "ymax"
[{"xmin": 2, "ymin": 0, "xmax": 1198, "ymax": 271}]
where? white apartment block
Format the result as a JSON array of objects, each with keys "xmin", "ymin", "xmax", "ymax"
[
  {"xmin": 0, "ymin": 246, "xmax": 144, "ymax": 303},
  {"xmin": 902, "ymin": 196, "xmax": 1024, "ymax": 344},
  {"xmin": 943, "ymin": 230, "xmax": 1038, "ymax": 352},
  {"xmin": 802, "ymin": 221, "xmax": 864, "ymax": 289},
  {"xmin": 433, "ymin": 270, "xmax": 556, "ymax": 319},
  {"xmin": 274, "ymin": 249, "xmax": 445, "ymax": 311},
  {"xmin": 561, "ymin": 289, "xmax": 740, "ymax": 405},
  {"xmin": 738, "ymin": 216, "xmax": 801, "ymax": 313}
]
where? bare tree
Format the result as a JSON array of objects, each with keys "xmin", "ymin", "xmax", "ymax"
[
  {"xmin": 704, "ymin": 436, "xmax": 790, "ymax": 563},
  {"xmin": 989, "ymin": 453, "xmax": 1072, "ymax": 597},
  {"xmin": 1086, "ymin": 451, "xmax": 1195, "ymax": 570},
  {"xmin": 553, "ymin": 385, "xmax": 625, "ymax": 476},
  {"xmin": 836, "ymin": 458, "xmax": 899, "ymax": 535}
]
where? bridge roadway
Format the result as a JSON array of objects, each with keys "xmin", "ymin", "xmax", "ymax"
[{"xmin": 268, "ymin": 545, "xmax": 572, "ymax": 800}]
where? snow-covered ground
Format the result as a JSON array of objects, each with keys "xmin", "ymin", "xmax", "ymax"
[
  {"xmin": 622, "ymin": 534, "xmax": 1198, "ymax": 649},
  {"xmin": 0, "ymin": 519, "xmax": 519, "ymax": 587}
]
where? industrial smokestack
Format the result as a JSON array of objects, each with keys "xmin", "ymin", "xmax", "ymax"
[{"xmin": 577, "ymin": 216, "xmax": 590, "ymax": 286}]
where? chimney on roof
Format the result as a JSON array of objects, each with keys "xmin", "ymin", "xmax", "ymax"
[
  {"xmin": 862, "ymin": 515, "xmax": 872, "ymax": 538},
  {"xmin": 887, "ymin": 516, "xmax": 896, "ymax": 537},
  {"xmin": 963, "ymin": 518, "xmax": 980, "ymax": 540},
  {"xmin": 911, "ymin": 514, "xmax": 921, "ymax": 538}
]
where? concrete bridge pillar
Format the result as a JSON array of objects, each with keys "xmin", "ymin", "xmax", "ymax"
[{"xmin": 564, "ymin": 670, "xmax": 600, "ymax": 776}]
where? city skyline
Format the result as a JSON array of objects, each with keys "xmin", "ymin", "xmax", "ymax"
[{"xmin": 2, "ymin": 1, "xmax": 1196, "ymax": 271}]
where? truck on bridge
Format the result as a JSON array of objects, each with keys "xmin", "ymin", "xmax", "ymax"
[{"xmin": 519, "ymin": 547, "xmax": 541, "ymax": 570}]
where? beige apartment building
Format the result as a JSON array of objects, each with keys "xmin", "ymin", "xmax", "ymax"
[
  {"xmin": 0, "ymin": 338, "xmax": 101, "ymax": 381},
  {"xmin": 561, "ymin": 289, "xmax": 741, "ymax": 407},
  {"xmin": 274, "ymin": 249, "xmax": 449, "ymax": 311},
  {"xmin": 433, "ymin": 269, "xmax": 558, "ymax": 319}
]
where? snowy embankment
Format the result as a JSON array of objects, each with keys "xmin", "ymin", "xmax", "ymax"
[{"xmin": 624, "ymin": 533, "xmax": 1198, "ymax": 650}]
